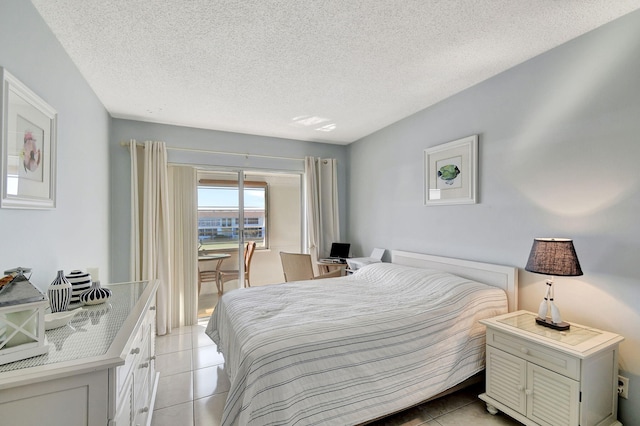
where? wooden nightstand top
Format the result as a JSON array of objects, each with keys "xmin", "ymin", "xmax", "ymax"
[{"xmin": 480, "ymin": 310, "xmax": 624, "ymax": 358}]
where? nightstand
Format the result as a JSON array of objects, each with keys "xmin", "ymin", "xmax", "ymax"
[{"xmin": 479, "ymin": 310, "xmax": 624, "ymax": 426}]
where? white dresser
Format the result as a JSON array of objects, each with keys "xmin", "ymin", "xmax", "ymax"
[
  {"xmin": 479, "ymin": 310, "xmax": 624, "ymax": 426},
  {"xmin": 0, "ymin": 280, "xmax": 159, "ymax": 426}
]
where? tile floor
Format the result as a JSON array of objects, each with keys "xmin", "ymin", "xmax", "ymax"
[{"xmin": 151, "ymin": 318, "xmax": 523, "ymax": 426}]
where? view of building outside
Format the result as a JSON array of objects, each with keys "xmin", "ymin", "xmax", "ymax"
[{"xmin": 197, "ymin": 185, "xmax": 266, "ymax": 250}]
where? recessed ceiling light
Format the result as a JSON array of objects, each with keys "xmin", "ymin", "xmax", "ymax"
[
  {"xmin": 291, "ymin": 115, "xmax": 330, "ymax": 127},
  {"xmin": 315, "ymin": 123, "xmax": 337, "ymax": 132}
]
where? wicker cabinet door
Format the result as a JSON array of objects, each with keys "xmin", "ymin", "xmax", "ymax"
[
  {"xmin": 527, "ymin": 363, "xmax": 579, "ymax": 426},
  {"xmin": 486, "ymin": 346, "xmax": 527, "ymax": 416}
]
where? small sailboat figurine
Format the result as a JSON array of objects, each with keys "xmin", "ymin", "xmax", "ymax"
[
  {"xmin": 537, "ymin": 281, "xmax": 550, "ymax": 320},
  {"xmin": 535, "ymin": 278, "xmax": 570, "ymax": 331}
]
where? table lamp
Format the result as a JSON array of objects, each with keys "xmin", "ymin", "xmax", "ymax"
[{"xmin": 525, "ymin": 238, "xmax": 583, "ymax": 331}]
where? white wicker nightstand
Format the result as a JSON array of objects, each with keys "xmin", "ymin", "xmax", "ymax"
[{"xmin": 479, "ymin": 310, "xmax": 624, "ymax": 426}]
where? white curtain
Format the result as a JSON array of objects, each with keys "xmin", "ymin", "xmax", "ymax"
[
  {"xmin": 168, "ymin": 165, "xmax": 198, "ymax": 327},
  {"xmin": 130, "ymin": 140, "xmax": 172, "ymax": 335},
  {"xmin": 304, "ymin": 157, "xmax": 340, "ymax": 268}
]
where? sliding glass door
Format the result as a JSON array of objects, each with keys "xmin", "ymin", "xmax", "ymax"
[{"xmin": 196, "ymin": 168, "xmax": 302, "ymax": 315}]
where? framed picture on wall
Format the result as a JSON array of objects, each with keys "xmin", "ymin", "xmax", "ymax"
[
  {"xmin": 424, "ymin": 134, "xmax": 478, "ymax": 206},
  {"xmin": 0, "ymin": 67, "xmax": 57, "ymax": 209}
]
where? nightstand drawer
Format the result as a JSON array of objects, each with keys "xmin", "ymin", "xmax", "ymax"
[{"xmin": 486, "ymin": 329, "xmax": 580, "ymax": 380}]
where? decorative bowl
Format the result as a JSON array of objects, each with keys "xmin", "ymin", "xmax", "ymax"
[{"xmin": 45, "ymin": 308, "xmax": 83, "ymax": 330}]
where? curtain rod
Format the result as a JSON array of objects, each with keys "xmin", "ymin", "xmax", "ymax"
[{"xmin": 119, "ymin": 140, "xmax": 304, "ymax": 162}]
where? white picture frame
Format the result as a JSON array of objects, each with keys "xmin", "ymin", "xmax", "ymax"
[
  {"xmin": 424, "ymin": 134, "xmax": 477, "ymax": 206},
  {"xmin": 0, "ymin": 68, "xmax": 57, "ymax": 209}
]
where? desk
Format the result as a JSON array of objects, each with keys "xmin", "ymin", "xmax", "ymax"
[
  {"xmin": 316, "ymin": 259, "xmax": 347, "ymax": 276},
  {"xmin": 198, "ymin": 253, "xmax": 231, "ymax": 295}
]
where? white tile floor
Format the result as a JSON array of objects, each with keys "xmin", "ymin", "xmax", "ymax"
[{"xmin": 151, "ymin": 319, "xmax": 523, "ymax": 426}]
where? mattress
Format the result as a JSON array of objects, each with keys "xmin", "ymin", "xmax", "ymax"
[{"xmin": 205, "ymin": 262, "xmax": 508, "ymax": 425}]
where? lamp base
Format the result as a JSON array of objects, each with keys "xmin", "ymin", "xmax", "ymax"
[{"xmin": 535, "ymin": 316, "xmax": 570, "ymax": 331}]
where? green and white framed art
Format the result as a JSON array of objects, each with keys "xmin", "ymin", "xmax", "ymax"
[{"xmin": 424, "ymin": 135, "xmax": 477, "ymax": 206}]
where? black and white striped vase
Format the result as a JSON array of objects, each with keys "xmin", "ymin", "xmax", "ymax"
[
  {"xmin": 48, "ymin": 270, "xmax": 72, "ymax": 313},
  {"xmin": 65, "ymin": 270, "xmax": 92, "ymax": 304},
  {"xmin": 80, "ymin": 281, "xmax": 112, "ymax": 305}
]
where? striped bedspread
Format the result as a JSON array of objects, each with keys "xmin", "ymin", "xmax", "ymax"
[{"xmin": 205, "ymin": 262, "xmax": 508, "ymax": 425}]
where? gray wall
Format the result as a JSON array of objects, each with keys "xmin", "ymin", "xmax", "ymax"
[
  {"xmin": 4, "ymin": 0, "xmax": 638, "ymax": 421},
  {"xmin": 348, "ymin": 10, "xmax": 640, "ymax": 423},
  {"xmin": 0, "ymin": 0, "xmax": 110, "ymax": 288},
  {"xmin": 110, "ymin": 119, "xmax": 348, "ymax": 282}
]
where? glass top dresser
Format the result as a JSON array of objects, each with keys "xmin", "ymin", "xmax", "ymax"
[{"xmin": 0, "ymin": 280, "xmax": 159, "ymax": 425}]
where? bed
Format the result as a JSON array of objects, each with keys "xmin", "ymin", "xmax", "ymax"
[{"xmin": 205, "ymin": 250, "xmax": 518, "ymax": 425}]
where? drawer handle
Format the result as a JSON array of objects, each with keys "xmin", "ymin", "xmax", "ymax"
[
  {"xmin": 149, "ymin": 306, "xmax": 156, "ymax": 311},
  {"xmin": 131, "ymin": 347, "xmax": 140, "ymax": 355},
  {"xmin": 140, "ymin": 362, "xmax": 149, "ymax": 368},
  {"xmin": 520, "ymin": 347, "xmax": 529, "ymax": 355}
]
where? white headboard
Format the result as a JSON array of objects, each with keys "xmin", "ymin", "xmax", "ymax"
[{"xmin": 392, "ymin": 250, "xmax": 518, "ymax": 312}]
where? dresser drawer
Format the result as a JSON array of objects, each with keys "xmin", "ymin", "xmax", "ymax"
[
  {"xmin": 486, "ymin": 329, "xmax": 580, "ymax": 380},
  {"xmin": 133, "ymin": 378, "xmax": 151, "ymax": 426},
  {"xmin": 116, "ymin": 318, "xmax": 146, "ymax": 399},
  {"xmin": 134, "ymin": 330, "xmax": 151, "ymax": 405}
]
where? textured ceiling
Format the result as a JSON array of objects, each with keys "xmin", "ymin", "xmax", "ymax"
[{"xmin": 30, "ymin": 1, "xmax": 640, "ymax": 144}]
